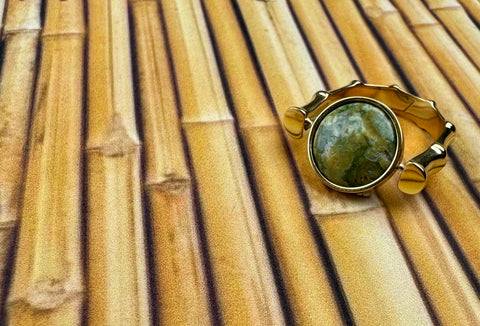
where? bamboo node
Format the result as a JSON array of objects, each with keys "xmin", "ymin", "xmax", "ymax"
[
  {"xmin": 3, "ymin": 29, "xmax": 41, "ymax": 37},
  {"xmin": 364, "ymin": 5, "xmax": 397, "ymax": 19},
  {"xmin": 25, "ymin": 279, "xmax": 72, "ymax": 310},
  {"xmin": 99, "ymin": 113, "xmax": 139, "ymax": 156},
  {"xmin": 147, "ymin": 176, "xmax": 191, "ymax": 194},
  {"xmin": 0, "ymin": 116, "xmax": 11, "ymax": 142},
  {"xmin": 0, "ymin": 218, "xmax": 17, "ymax": 230},
  {"xmin": 129, "ymin": 0, "xmax": 157, "ymax": 3},
  {"xmin": 0, "ymin": 184, "xmax": 17, "ymax": 223},
  {"xmin": 428, "ymin": 2, "xmax": 462, "ymax": 11}
]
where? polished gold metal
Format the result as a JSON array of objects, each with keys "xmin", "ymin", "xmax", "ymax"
[{"xmin": 284, "ymin": 80, "xmax": 456, "ymax": 195}]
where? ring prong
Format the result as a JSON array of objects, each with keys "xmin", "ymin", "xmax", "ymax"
[{"xmin": 283, "ymin": 107, "xmax": 307, "ymax": 139}]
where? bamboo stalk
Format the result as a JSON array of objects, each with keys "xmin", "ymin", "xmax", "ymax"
[
  {"xmin": 456, "ymin": 0, "xmax": 480, "ymax": 25},
  {"xmin": 378, "ymin": 177, "xmax": 480, "ymax": 325},
  {"xmin": 129, "ymin": 1, "xmax": 212, "ymax": 324},
  {"xmin": 319, "ymin": 0, "xmax": 402, "ymax": 84},
  {"xmin": 292, "ymin": 0, "xmax": 439, "ymax": 321},
  {"xmin": 160, "ymin": 0, "xmax": 285, "ymax": 324},
  {"xmin": 387, "ymin": 112, "xmax": 480, "ymax": 326},
  {"xmin": 6, "ymin": 0, "xmax": 85, "ymax": 324},
  {"xmin": 236, "ymin": 0, "xmax": 325, "ymax": 108},
  {"xmin": 235, "ymin": 0, "xmax": 383, "ymax": 215},
  {"xmin": 424, "ymin": 0, "xmax": 480, "ymax": 70},
  {"xmin": 86, "ymin": 0, "xmax": 151, "ymax": 324},
  {"xmin": 388, "ymin": 0, "xmax": 480, "ymax": 120},
  {"xmin": 299, "ymin": 1, "xmax": 480, "ymax": 322},
  {"xmin": 0, "ymin": 0, "xmax": 5, "ymax": 36},
  {"xmin": 317, "ymin": 208, "xmax": 434, "ymax": 325},
  {"xmin": 356, "ymin": 0, "xmax": 480, "ymax": 183},
  {"xmin": 424, "ymin": 163, "xmax": 480, "ymax": 281},
  {"xmin": 0, "ymin": 0, "xmax": 41, "ymax": 310},
  {"xmin": 357, "ymin": 0, "xmax": 480, "ymax": 298},
  {"xmin": 2, "ymin": 0, "xmax": 40, "ymax": 34},
  {"xmin": 287, "ymin": 0, "xmax": 358, "ymax": 88},
  {"xmin": 263, "ymin": 1, "xmax": 329, "ymax": 95},
  {"xmin": 385, "ymin": 119, "xmax": 480, "ymax": 324},
  {"xmin": 203, "ymin": 0, "xmax": 346, "ymax": 324},
  {"xmin": 235, "ymin": 0, "xmax": 438, "ymax": 322},
  {"xmin": 240, "ymin": 0, "xmax": 480, "ymax": 316}
]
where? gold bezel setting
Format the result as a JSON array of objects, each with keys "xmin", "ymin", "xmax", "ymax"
[{"xmin": 307, "ymin": 97, "xmax": 404, "ymax": 194}]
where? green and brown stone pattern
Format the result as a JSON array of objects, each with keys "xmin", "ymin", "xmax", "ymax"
[{"xmin": 312, "ymin": 101, "xmax": 397, "ymax": 188}]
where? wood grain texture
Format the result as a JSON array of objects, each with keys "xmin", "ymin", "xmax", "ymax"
[
  {"xmin": 203, "ymin": 0, "xmax": 345, "ymax": 324},
  {"xmin": 160, "ymin": 0, "xmax": 285, "ymax": 324},
  {"xmin": 0, "ymin": 0, "xmax": 41, "ymax": 310},
  {"xmin": 6, "ymin": 0, "xmax": 85, "ymax": 324},
  {"xmin": 130, "ymin": 1, "xmax": 212, "ymax": 324},
  {"xmin": 86, "ymin": 0, "xmax": 151, "ymax": 324}
]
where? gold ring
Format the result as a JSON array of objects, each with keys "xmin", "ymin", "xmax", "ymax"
[{"xmin": 283, "ymin": 81, "xmax": 456, "ymax": 195}]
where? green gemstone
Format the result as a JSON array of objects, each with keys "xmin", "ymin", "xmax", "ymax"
[{"xmin": 312, "ymin": 101, "xmax": 397, "ymax": 188}]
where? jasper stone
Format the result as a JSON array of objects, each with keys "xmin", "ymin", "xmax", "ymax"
[{"xmin": 312, "ymin": 101, "xmax": 397, "ymax": 188}]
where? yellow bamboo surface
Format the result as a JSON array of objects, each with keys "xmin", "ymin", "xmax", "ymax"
[
  {"xmin": 130, "ymin": 1, "xmax": 211, "ymax": 324},
  {"xmin": 424, "ymin": 0, "xmax": 480, "ymax": 70},
  {"xmin": 0, "ymin": 0, "xmax": 5, "ymax": 37},
  {"xmin": 86, "ymin": 0, "xmax": 150, "ymax": 325},
  {"xmin": 0, "ymin": 0, "xmax": 40, "ymax": 310},
  {"xmin": 5, "ymin": 0, "xmax": 85, "ymax": 324},
  {"xmin": 457, "ymin": 0, "xmax": 480, "ymax": 25},
  {"xmin": 0, "ymin": 0, "xmax": 480, "ymax": 325},
  {"xmin": 203, "ymin": 0, "xmax": 343, "ymax": 323},
  {"xmin": 159, "ymin": 0, "xmax": 284, "ymax": 324},
  {"xmin": 319, "ymin": 1, "xmax": 480, "ymax": 324},
  {"xmin": 390, "ymin": 0, "xmax": 480, "ymax": 119}
]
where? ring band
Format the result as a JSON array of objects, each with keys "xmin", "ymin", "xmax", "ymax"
[{"xmin": 283, "ymin": 81, "xmax": 456, "ymax": 195}]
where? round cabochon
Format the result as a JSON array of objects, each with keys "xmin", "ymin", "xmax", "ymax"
[{"xmin": 311, "ymin": 99, "xmax": 399, "ymax": 190}]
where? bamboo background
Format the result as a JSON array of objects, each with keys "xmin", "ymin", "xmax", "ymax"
[{"xmin": 0, "ymin": 0, "xmax": 479, "ymax": 325}]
